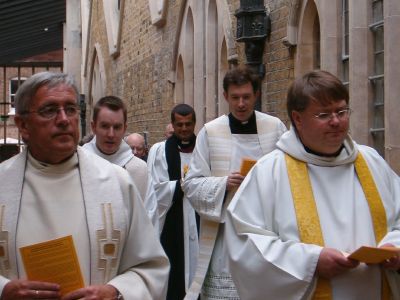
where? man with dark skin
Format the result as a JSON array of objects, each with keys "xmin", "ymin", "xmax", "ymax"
[{"xmin": 147, "ymin": 104, "xmax": 199, "ymax": 300}]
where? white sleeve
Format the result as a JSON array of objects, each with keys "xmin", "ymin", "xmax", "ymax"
[
  {"xmin": 147, "ymin": 142, "xmax": 178, "ymax": 232},
  {"xmin": 108, "ymin": 166, "xmax": 169, "ymax": 300},
  {"xmin": 225, "ymin": 154, "xmax": 321, "ymax": 300},
  {"xmin": 182, "ymin": 128, "xmax": 227, "ymax": 222}
]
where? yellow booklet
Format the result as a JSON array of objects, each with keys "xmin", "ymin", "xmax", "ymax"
[
  {"xmin": 347, "ymin": 246, "xmax": 400, "ymax": 264},
  {"xmin": 20, "ymin": 235, "xmax": 84, "ymax": 296},
  {"xmin": 240, "ymin": 158, "xmax": 257, "ymax": 176}
]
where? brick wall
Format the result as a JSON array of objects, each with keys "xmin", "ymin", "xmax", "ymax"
[
  {"xmin": 264, "ymin": 1, "xmax": 294, "ymax": 126},
  {"xmin": 85, "ymin": 0, "xmax": 294, "ymax": 145}
]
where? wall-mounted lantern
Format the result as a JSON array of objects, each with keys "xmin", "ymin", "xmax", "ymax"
[{"xmin": 235, "ymin": 0, "xmax": 271, "ymax": 110}]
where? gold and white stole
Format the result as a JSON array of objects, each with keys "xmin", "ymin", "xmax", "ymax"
[{"xmin": 285, "ymin": 152, "xmax": 390, "ymax": 300}]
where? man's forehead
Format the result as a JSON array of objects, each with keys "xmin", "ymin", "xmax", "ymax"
[
  {"xmin": 227, "ymin": 82, "xmax": 254, "ymax": 93},
  {"xmin": 98, "ymin": 119, "xmax": 124, "ymax": 126},
  {"xmin": 33, "ymin": 84, "xmax": 77, "ymax": 105},
  {"xmin": 173, "ymin": 113, "xmax": 194, "ymax": 122},
  {"xmin": 37, "ymin": 83, "xmax": 76, "ymax": 94},
  {"xmin": 128, "ymin": 135, "xmax": 144, "ymax": 144},
  {"xmin": 96, "ymin": 107, "xmax": 125, "ymax": 121},
  {"xmin": 307, "ymin": 98, "xmax": 348, "ymax": 111},
  {"xmin": 131, "ymin": 142, "xmax": 144, "ymax": 149}
]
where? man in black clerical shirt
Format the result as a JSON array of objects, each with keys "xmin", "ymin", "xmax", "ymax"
[
  {"xmin": 147, "ymin": 104, "xmax": 199, "ymax": 300},
  {"xmin": 182, "ymin": 66, "xmax": 287, "ymax": 299}
]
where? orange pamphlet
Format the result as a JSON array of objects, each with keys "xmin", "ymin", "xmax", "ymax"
[
  {"xmin": 20, "ymin": 235, "xmax": 84, "ymax": 296},
  {"xmin": 240, "ymin": 158, "xmax": 257, "ymax": 176},
  {"xmin": 347, "ymin": 246, "xmax": 400, "ymax": 264}
]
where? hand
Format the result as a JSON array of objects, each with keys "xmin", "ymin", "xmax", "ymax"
[
  {"xmin": 226, "ymin": 172, "xmax": 245, "ymax": 191},
  {"xmin": 61, "ymin": 284, "xmax": 118, "ymax": 300},
  {"xmin": 1, "ymin": 279, "xmax": 60, "ymax": 300},
  {"xmin": 380, "ymin": 243, "xmax": 400, "ymax": 270},
  {"xmin": 316, "ymin": 247, "xmax": 359, "ymax": 279}
]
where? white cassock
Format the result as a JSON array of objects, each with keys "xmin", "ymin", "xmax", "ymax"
[
  {"xmin": 82, "ymin": 137, "xmax": 159, "ymax": 231},
  {"xmin": 225, "ymin": 127, "xmax": 400, "ymax": 300},
  {"xmin": 182, "ymin": 112, "xmax": 286, "ymax": 299},
  {"xmin": 147, "ymin": 140, "xmax": 199, "ymax": 290},
  {"xmin": 0, "ymin": 147, "xmax": 169, "ymax": 300}
]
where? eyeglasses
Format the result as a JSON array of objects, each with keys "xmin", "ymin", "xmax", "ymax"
[
  {"xmin": 24, "ymin": 104, "xmax": 80, "ymax": 119},
  {"xmin": 313, "ymin": 108, "xmax": 352, "ymax": 122}
]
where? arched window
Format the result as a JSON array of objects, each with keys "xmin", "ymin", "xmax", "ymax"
[
  {"xmin": 184, "ymin": 8, "xmax": 194, "ymax": 108},
  {"xmin": 172, "ymin": 0, "xmax": 236, "ymax": 129},
  {"xmin": 88, "ymin": 46, "xmax": 106, "ymax": 123},
  {"xmin": 175, "ymin": 55, "xmax": 184, "ymax": 104},
  {"xmin": 293, "ymin": 0, "xmax": 320, "ymax": 76}
]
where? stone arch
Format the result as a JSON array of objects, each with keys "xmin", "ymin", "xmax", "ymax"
[
  {"xmin": 283, "ymin": 0, "xmax": 302, "ymax": 47},
  {"xmin": 183, "ymin": 7, "xmax": 194, "ymax": 108},
  {"xmin": 175, "ymin": 55, "xmax": 184, "ymax": 103},
  {"xmin": 88, "ymin": 43, "xmax": 107, "ymax": 123},
  {"xmin": 215, "ymin": 0, "xmax": 237, "ymax": 62},
  {"xmin": 295, "ymin": 0, "xmax": 321, "ymax": 76},
  {"xmin": 170, "ymin": 0, "xmax": 236, "ymax": 129},
  {"xmin": 205, "ymin": 0, "xmax": 218, "ymax": 121},
  {"xmin": 219, "ymin": 37, "xmax": 229, "ymax": 115}
]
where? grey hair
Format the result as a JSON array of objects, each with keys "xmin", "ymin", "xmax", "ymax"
[{"xmin": 14, "ymin": 71, "xmax": 79, "ymax": 114}]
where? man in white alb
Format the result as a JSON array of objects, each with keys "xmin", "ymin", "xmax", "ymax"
[
  {"xmin": 0, "ymin": 72, "xmax": 169, "ymax": 300},
  {"xmin": 82, "ymin": 96, "xmax": 158, "ymax": 229},
  {"xmin": 182, "ymin": 66, "xmax": 287, "ymax": 299},
  {"xmin": 147, "ymin": 104, "xmax": 199, "ymax": 300},
  {"xmin": 225, "ymin": 70, "xmax": 400, "ymax": 299}
]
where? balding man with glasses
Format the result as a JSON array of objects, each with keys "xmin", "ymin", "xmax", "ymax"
[
  {"xmin": 0, "ymin": 72, "xmax": 169, "ymax": 300},
  {"xmin": 225, "ymin": 70, "xmax": 400, "ymax": 300}
]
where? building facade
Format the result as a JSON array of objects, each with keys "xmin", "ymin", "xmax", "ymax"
[{"xmin": 69, "ymin": 0, "xmax": 400, "ymax": 173}]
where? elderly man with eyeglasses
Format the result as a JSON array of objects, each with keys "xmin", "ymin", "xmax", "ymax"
[
  {"xmin": 0, "ymin": 72, "xmax": 169, "ymax": 300},
  {"xmin": 225, "ymin": 70, "xmax": 400, "ymax": 300}
]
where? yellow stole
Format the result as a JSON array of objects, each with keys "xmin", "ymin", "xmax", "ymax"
[{"xmin": 285, "ymin": 152, "xmax": 390, "ymax": 300}]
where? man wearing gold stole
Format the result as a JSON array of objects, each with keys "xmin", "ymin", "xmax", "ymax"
[
  {"xmin": 225, "ymin": 70, "xmax": 400, "ymax": 300},
  {"xmin": 0, "ymin": 72, "xmax": 169, "ymax": 300}
]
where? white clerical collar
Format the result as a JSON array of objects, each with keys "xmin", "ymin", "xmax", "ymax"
[
  {"xmin": 82, "ymin": 136, "xmax": 133, "ymax": 167},
  {"xmin": 27, "ymin": 151, "xmax": 78, "ymax": 174}
]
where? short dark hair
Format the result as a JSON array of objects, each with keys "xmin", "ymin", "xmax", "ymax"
[
  {"xmin": 287, "ymin": 70, "xmax": 349, "ymax": 125},
  {"xmin": 93, "ymin": 96, "xmax": 127, "ymax": 123},
  {"xmin": 171, "ymin": 103, "xmax": 196, "ymax": 123},
  {"xmin": 223, "ymin": 66, "xmax": 260, "ymax": 93}
]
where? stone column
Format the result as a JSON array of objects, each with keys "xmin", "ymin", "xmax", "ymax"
[
  {"xmin": 64, "ymin": 0, "xmax": 82, "ymax": 91},
  {"xmin": 384, "ymin": 0, "xmax": 400, "ymax": 173},
  {"xmin": 348, "ymin": 0, "xmax": 371, "ymax": 145}
]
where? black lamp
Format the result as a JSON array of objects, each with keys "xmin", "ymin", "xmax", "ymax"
[{"xmin": 235, "ymin": 0, "xmax": 271, "ymax": 110}]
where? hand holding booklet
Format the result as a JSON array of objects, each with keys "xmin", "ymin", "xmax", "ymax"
[
  {"xmin": 347, "ymin": 246, "xmax": 400, "ymax": 264},
  {"xmin": 240, "ymin": 158, "xmax": 257, "ymax": 176},
  {"xmin": 19, "ymin": 235, "xmax": 84, "ymax": 296}
]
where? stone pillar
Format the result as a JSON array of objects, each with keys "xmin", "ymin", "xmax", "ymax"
[
  {"xmin": 384, "ymin": 0, "xmax": 400, "ymax": 173},
  {"xmin": 64, "ymin": 0, "xmax": 82, "ymax": 91},
  {"xmin": 348, "ymin": 0, "xmax": 371, "ymax": 145},
  {"xmin": 316, "ymin": 0, "xmax": 341, "ymax": 75}
]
